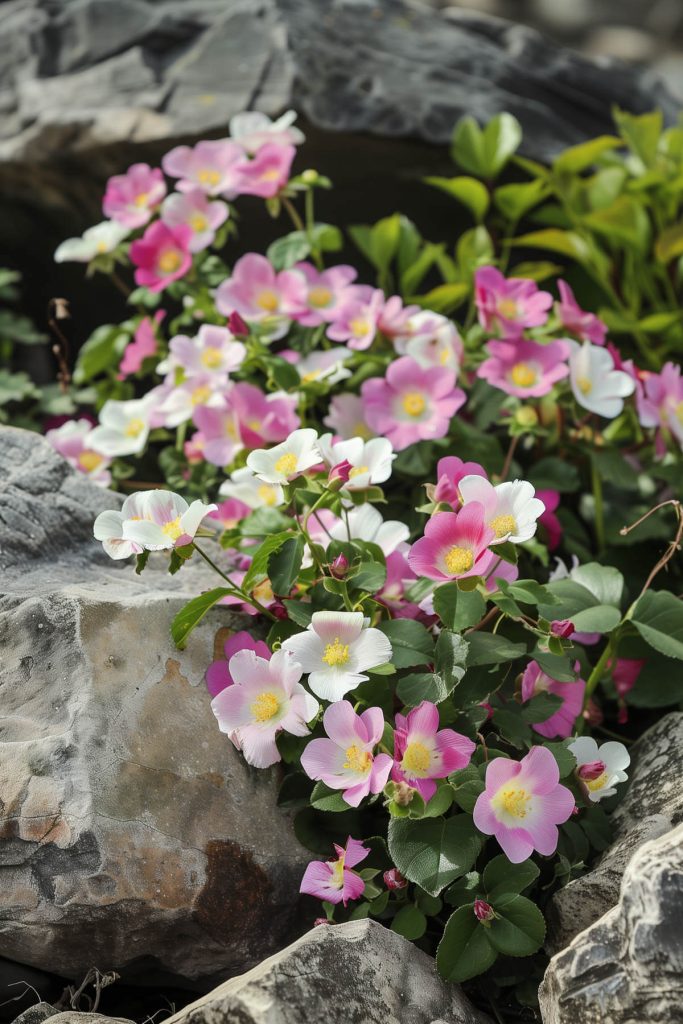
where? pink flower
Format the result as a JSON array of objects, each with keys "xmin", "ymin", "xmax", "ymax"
[
  {"xmin": 299, "ymin": 836, "xmax": 369, "ymax": 906},
  {"xmin": 394, "ymin": 312, "xmax": 464, "ymax": 373},
  {"xmin": 520, "ymin": 660, "xmax": 586, "ymax": 739},
  {"xmin": 158, "ymin": 324, "xmax": 246, "ymax": 379},
  {"xmin": 550, "ymin": 619, "xmax": 574, "ymax": 638},
  {"xmin": 150, "ymin": 375, "xmax": 226, "ymax": 429},
  {"xmin": 191, "ymin": 400, "xmax": 242, "ymax": 466},
  {"xmin": 377, "ymin": 550, "xmax": 419, "ymax": 618},
  {"xmin": 129, "ymin": 221, "xmax": 192, "ymax": 293},
  {"xmin": 215, "ymin": 253, "xmax": 307, "ymax": 337},
  {"xmin": 474, "ymin": 899, "xmax": 495, "ymax": 922},
  {"xmin": 236, "ymin": 143, "xmax": 295, "ymax": 198},
  {"xmin": 557, "ymin": 280, "xmax": 607, "ymax": 346},
  {"xmin": 229, "ymin": 382, "xmax": 300, "ymax": 447},
  {"xmin": 537, "ymin": 488, "xmax": 562, "ymax": 550},
  {"xmin": 477, "ymin": 337, "xmax": 570, "ymax": 398},
  {"xmin": 475, "ymin": 267, "xmax": 553, "ymax": 337},
  {"xmin": 211, "ymin": 647, "xmax": 319, "ymax": 767},
  {"xmin": 328, "ymin": 459, "xmax": 353, "ymax": 488},
  {"xmin": 327, "ymin": 286, "xmax": 385, "ymax": 350},
  {"xmin": 392, "ymin": 701, "xmax": 475, "ymax": 802},
  {"xmin": 162, "ymin": 139, "xmax": 245, "ymax": 196},
  {"xmin": 205, "ymin": 631, "xmax": 271, "ymax": 697},
  {"xmin": 636, "ymin": 361, "xmax": 683, "ymax": 449},
  {"xmin": 323, "ymin": 393, "xmax": 373, "ymax": 440},
  {"xmin": 408, "ymin": 504, "xmax": 495, "ymax": 582},
  {"xmin": 293, "ymin": 262, "xmax": 358, "ymax": 326},
  {"xmin": 207, "ymin": 498, "xmax": 252, "ymax": 529},
  {"xmin": 483, "ymin": 557, "xmax": 519, "ymax": 592},
  {"xmin": 118, "ymin": 311, "xmax": 164, "ymax": 378},
  {"xmin": 362, "ymin": 356, "xmax": 466, "ymax": 451},
  {"xmin": 160, "ymin": 189, "xmax": 229, "ymax": 253},
  {"xmin": 377, "ymin": 295, "xmax": 421, "ymax": 339},
  {"xmin": 103, "ymin": 162, "xmax": 166, "ymax": 228},
  {"xmin": 610, "ymin": 657, "xmax": 644, "ymax": 700},
  {"xmin": 45, "ymin": 418, "xmax": 111, "ymax": 487},
  {"xmin": 473, "ymin": 746, "xmax": 575, "ymax": 862},
  {"xmin": 433, "ymin": 456, "xmax": 487, "ymax": 508},
  {"xmin": 301, "ymin": 700, "xmax": 393, "ymax": 807}
]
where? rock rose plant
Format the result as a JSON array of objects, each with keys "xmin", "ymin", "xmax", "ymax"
[{"xmin": 49, "ymin": 107, "xmax": 683, "ymax": 1021}]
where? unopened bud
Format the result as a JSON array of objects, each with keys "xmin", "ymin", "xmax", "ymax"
[
  {"xmin": 577, "ymin": 760, "xmax": 606, "ymax": 782},
  {"xmin": 327, "ymin": 459, "xmax": 353, "ymax": 490},
  {"xmin": 227, "ymin": 311, "xmax": 249, "ymax": 337},
  {"xmin": 550, "ymin": 619, "xmax": 575, "ymax": 638},
  {"xmin": 272, "ymin": 601, "xmax": 289, "ymax": 620},
  {"xmin": 329, "ymin": 553, "xmax": 349, "ymax": 579},
  {"xmin": 302, "ymin": 169, "xmax": 319, "ymax": 184},
  {"xmin": 383, "ymin": 868, "xmax": 408, "ymax": 891},
  {"xmin": 474, "ymin": 899, "xmax": 494, "ymax": 923},
  {"xmin": 313, "ymin": 917, "xmax": 331, "ymax": 927},
  {"xmin": 514, "ymin": 406, "xmax": 538, "ymax": 429}
]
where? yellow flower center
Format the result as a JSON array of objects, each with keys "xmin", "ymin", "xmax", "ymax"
[
  {"xmin": 258, "ymin": 484, "xmax": 277, "ymax": 506},
  {"xmin": 274, "ymin": 452, "xmax": 298, "ymax": 475},
  {"xmin": 158, "ymin": 250, "xmax": 182, "ymax": 274},
  {"xmin": 260, "ymin": 168, "xmax": 281, "ymax": 181},
  {"xmin": 490, "ymin": 513, "xmax": 516, "ymax": 538},
  {"xmin": 308, "ymin": 286, "xmax": 333, "ymax": 308},
  {"xmin": 402, "ymin": 392, "xmax": 426, "ymax": 417},
  {"xmin": 349, "ymin": 465, "xmax": 370, "ymax": 479},
  {"xmin": 302, "ymin": 370, "xmax": 321, "ymax": 382},
  {"xmin": 510, "ymin": 362, "xmax": 537, "ymax": 388},
  {"xmin": 496, "ymin": 786, "xmax": 531, "ymax": 819},
  {"xmin": 330, "ymin": 856, "xmax": 345, "ymax": 888},
  {"xmin": 201, "ymin": 347, "xmax": 223, "ymax": 369},
  {"xmin": 256, "ymin": 289, "xmax": 279, "ymax": 312},
  {"xmin": 498, "ymin": 298, "xmax": 518, "ymax": 319},
  {"xmin": 96, "ymin": 240, "xmax": 109, "ymax": 253},
  {"xmin": 77, "ymin": 450, "xmax": 103, "ymax": 472},
  {"xmin": 161, "ymin": 516, "xmax": 184, "ymax": 541},
  {"xmin": 444, "ymin": 545, "xmax": 473, "ymax": 575},
  {"xmin": 124, "ymin": 417, "xmax": 145, "ymax": 438},
  {"xmin": 251, "ymin": 691, "xmax": 280, "ymax": 723},
  {"xmin": 439, "ymin": 347, "xmax": 451, "ymax": 365},
  {"xmin": 192, "ymin": 385, "xmax": 212, "ymax": 406},
  {"xmin": 402, "ymin": 741, "xmax": 431, "ymax": 775},
  {"xmin": 190, "ymin": 213, "xmax": 209, "ymax": 233},
  {"xmin": 198, "ymin": 168, "xmax": 220, "ymax": 187},
  {"xmin": 675, "ymin": 400, "xmax": 683, "ymax": 426},
  {"xmin": 343, "ymin": 744, "xmax": 372, "ymax": 774},
  {"xmin": 322, "ymin": 637, "xmax": 350, "ymax": 667},
  {"xmin": 577, "ymin": 376, "xmax": 593, "ymax": 396},
  {"xmin": 585, "ymin": 773, "xmax": 608, "ymax": 792},
  {"xmin": 134, "ymin": 192, "xmax": 149, "ymax": 208},
  {"xmin": 350, "ymin": 317, "xmax": 370, "ymax": 337}
]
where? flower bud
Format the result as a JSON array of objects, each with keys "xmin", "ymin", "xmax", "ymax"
[
  {"xmin": 327, "ymin": 459, "xmax": 353, "ymax": 491},
  {"xmin": 577, "ymin": 759, "xmax": 606, "ymax": 782},
  {"xmin": 313, "ymin": 917, "xmax": 331, "ymax": 927},
  {"xmin": 514, "ymin": 406, "xmax": 539, "ymax": 429},
  {"xmin": 272, "ymin": 601, "xmax": 289, "ymax": 620},
  {"xmin": 474, "ymin": 899, "xmax": 494, "ymax": 923},
  {"xmin": 227, "ymin": 311, "xmax": 249, "ymax": 337},
  {"xmin": 583, "ymin": 698, "xmax": 604, "ymax": 728},
  {"xmin": 329, "ymin": 553, "xmax": 349, "ymax": 579},
  {"xmin": 550, "ymin": 619, "xmax": 575, "ymax": 638},
  {"xmin": 302, "ymin": 169, "xmax": 319, "ymax": 184},
  {"xmin": 383, "ymin": 868, "xmax": 408, "ymax": 891}
]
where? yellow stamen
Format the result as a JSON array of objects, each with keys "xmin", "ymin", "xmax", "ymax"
[
  {"xmin": 349, "ymin": 465, "xmax": 369, "ymax": 479},
  {"xmin": 402, "ymin": 392, "xmax": 426, "ymax": 417},
  {"xmin": 96, "ymin": 240, "xmax": 109, "ymax": 253},
  {"xmin": 190, "ymin": 213, "xmax": 209, "ymax": 232},
  {"xmin": 192, "ymin": 385, "xmax": 212, "ymax": 405},
  {"xmin": 158, "ymin": 250, "xmax": 182, "ymax": 274},
  {"xmin": 330, "ymin": 856, "xmax": 345, "ymax": 888},
  {"xmin": 275, "ymin": 452, "xmax": 297, "ymax": 475},
  {"xmin": 350, "ymin": 317, "xmax": 370, "ymax": 337},
  {"xmin": 676, "ymin": 401, "xmax": 683, "ymax": 426},
  {"xmin": 439, "ymin": 347, "xmax": 451, "ymax": 365},
  {"xmin": 256, "ymin": 289, "xmax": 279, "ymax": 312},
  {"xmin": 161, "ymin": 516, "xmax": 184, "ymax": 541},
  {"xmin": 402, "ymin": 741, "xmax": 431, "ymax": 775},
  {"xmin": 308, "ymin": 286, "xmax": 333, "ymax": 308},
  {"xmin": 258, "ymin": 484, "xmax": 277, "ymax": 506},
  {"xmin": 577, "ymin": 376, "xmax": 593, "ymax": 396},
  {"xmin": 490, "ymin": 513, "xmax": 516, "ymax": 538},
  {"xmin": 343, "ymin": 745, "xmax": 372, "ymax": 773},
  {"xmin": 77, "ymin": 451, "xmax": 103, "ymax": 472},
  {"xmin": 201, "ymin": 347, "xmax": 223, "ymax": 369},
  {"xmin": 495, "ymin": 786, "xmax": 531, "ymax": 819},
  {"xmin": 124, "ymin": 417, "xmax": 145, "ymax": 438},
  {"xmin": 444, "ymin": 545, "xmax": 473, "ymax": 575},
  {"xmin": 251, "ymin": 692, "xmax": 280, "ymax": 723},
  {"xmin": 585, "ymin": 773, "xmax": 608, "ymax": 792},
  {"xmin": 302, "ymin": 370, "xmax": 321, "ymax": 382},
  {"xmin": 260, "ymin": 168, "xmax": 281, "ymax": 181},
  {"xmin": 498, "ymin": 298, "xmax": 518, "ymax": 319},
  {"xmin": 322, "ymin": 637, "xmax": 350, "ymax": 667},
  {"xmin": 198, "ymin": 169, "xmax": 220, "ymax": 187},
  {"xmin": 510, "ymin": 362, "xmax": 537, "ymax": 389},
  {"xmin": 134, "ymin": 192, "xmax": 149, "ymax": 208}
]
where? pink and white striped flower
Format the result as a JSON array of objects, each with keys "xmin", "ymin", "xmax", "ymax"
[
  {"xmin": 408, "ymin": 503, "xmax": 495, "ymax": 582},
  {"xmin": 301, "ymin": 701, "xmax": 393, "ymax": 806},
  {"xmin": 458, "ymin": 475, "xmax": 546, "ymax": 545},
  {"xmin": 118, "ymin": 489, "xmax": 217, "ymax": 551}
]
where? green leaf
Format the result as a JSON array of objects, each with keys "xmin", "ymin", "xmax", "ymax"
[
  {"xmin": 426, "ymin": 176, "xmax": 490, "ymax": 221},
  {"xmin": 545, "ymin": 741, "xmax": 577, "ymax": 778},
  {"xmin": 444, "ymin": 871, "xmax": 481, "ymax": 907},
  {"xmin": 73, "ymin": 323, "xmax": 130, "ymax": 382},
  {"xmin": 388, "ymin": 816, "xmax": 482, "ymax": 897},
  {"xmin": 171, "ymin": 587, "xmax": 232, "ymax": 649},
  {"xmin": 437, "ymin": 906, "xmax": 498, "ymax": 983},
  {"xmin": 310, "ymin": 782, "xmax": 350, "ymax": 813},
  {"xmin": 434, "ymin": 630, "xmax": 469, "ymax": 682},
  {"xmin": 412, "ymin": 282, "xmax": 469, "ymax": 314},
  {"xmin": 377, "ymin": 619, "xmax": 434, "ymax": 668},
  {"xmin": 266, "ymin": 231, "xmax": 311, "ymax": 269},
  {"xmin": 391, "ymin": 905, "xmax": 427, "ymax": 940},
  {"xmin": 466, "ymin": 633, "xmax": 527, "ymax": 666},
  {"xmin": 491, "ymin": 708, "xmax": 531, "ymax": 747},
  {"xmin": 397, "ymin": 671, "xmax": 452, "ymax": 706},
  {"xmin": 241, "ymin": 531, "xmax": 291, "ymax": 593},
  {"xmin": 350, "ymin": 559, "xmax": 386, "ymax": 593},
  {"xmin": 582, "ymin": 195, "xmax": 650, "ymax": 251},
  {"xmin": 482, "ymin": 113, "xmax": 523, "ymax": 177},
  {"xmin": 483, "ymin": 856, "xmax": 540, "ymax": 901},
  {"xmin": 268, "ymin": 535, "xmax": 304, "ymax": 596},
  {"xmin": 521, "ymin": 692, "xmax": 563, "ymax": 723},
  {"xmin": 631, "ymin": 590, "xmax": 683, "ymax": 660},
  {"xmin": 510, "ymin": 229, "xmax": 599, "ymax": 271},
  {"xmin": 282, "ymin": 600, "xmax": 313, "ymax": 628},
  {"xmin": 570, "ymin": 562, "xmax": 624, "ymax": 607},
  {"xmin": 553, "ymin": 135, "xmax": 620, "ymax": 173},
  {"xmin": 493, "ymin": 179, "xmax": 547, "ymax": 220},
  {"xmin": 614, "ymin": 107, "xmax": 662, "ymax": 169},
  {"xmin": 433, "ymin": 584, "xmax": 486, "ymax": 632},
  {"xmin": 655, "ymin": 221, "xmax": 683, "ymax": 263},
  {"xmin": 487, "ymin": 895, "xmax": 546, "ymax": 957}
]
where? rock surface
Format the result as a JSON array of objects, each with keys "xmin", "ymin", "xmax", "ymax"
[
  {"xmin": 0, "ymin": 426, "xmax": 309, "ymax": 983},
  {"xmin": 547, "ymin": 712, "xmax": 683, "ymax": 952},
  {"xmin": 165, "ymin": 919, "xmax": 492, "ymax": 1024},
  {"xmin": 540, "ymin": 823, "xmax": 683, "ymax": 1024}
]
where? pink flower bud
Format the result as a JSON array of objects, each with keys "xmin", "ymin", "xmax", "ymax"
[
  {"xmin": 329, "ymin": 553, "xmax": 349, "ymax": 579},
  {"xmin": 474, "ymin": 899, "xmax": 494, "ymax": 923},
  {"xmin": 577, "ymin": 760, "xmax": 606, "ymax": 781},
  {"xmin": 550, "ymin": 619, "xmax": 575, "ymax": 638},
  {"xmin": 383, "ymin": 868, "xmax": 408, "ymax": 891},
  {"xmin": 227, "ymin": 311, "xmax": 249, "ymax": 336},
  {"xmin": 272, "ymin": 601, "xmax": 289, "ymax": 620},
  {"xmin": 583, "ymin": 698, "xmax": 604, "ymax": 727},
  {"xmin": 327, "ymin": 459, "xmax": 353, "ymax": 490},
  {"xmin": 313, "ymin": 917, "xmax": 331, "ymax": 927}
]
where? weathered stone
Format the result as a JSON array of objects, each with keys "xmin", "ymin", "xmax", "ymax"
[
  {"xmin": 10, "ymin": 1002, "xmax": 59, "ymax": 1024},
  {"xmin": 166, "ymin": 919, "xmax": 493, "ymax": 1024},
  {"xmin": 539, "ymin": 823, "xmax": 683, "ymax": 1024},
  {"xmin": 547, "ymin": 713, "xmax": 683, "ymax": 952},
  {"xmin": 0, "ymin": 427, "xmax": 308, "ymax": 984},
  {"xmin": 37, "ymin": 1016, "xmax": 133, "ymax": 1024}
]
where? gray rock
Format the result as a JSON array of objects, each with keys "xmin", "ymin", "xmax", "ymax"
[
  {"xmin": 40, "ymin": 1016, "xmax": 133, "ymax": 1024},
  {"xmin": 0, "ymin": 426, "xmax": 308, "ymax": 983},
  {"xmin": 539, "ymin": 823, "xmax": 683, "ymax": 1024},
  {"xmin": 10, "ymin": 1002, "xmax": 59, "ymax": 1024},
  {"xmin": 165, "ymin": 919, "xmax": 492, "ymax": 1024},
  {"xmin": 547, "ymin": 713, "xmax": 683, "ymax": 952}
]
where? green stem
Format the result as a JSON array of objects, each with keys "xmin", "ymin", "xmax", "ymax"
[
  {"xmin": 583, "ymin": 638, "xmax": 614, "ymax": 704},
  {"xmin": 192, "ymin": 543, "xmax": 276, "ymax": 621},
  {"xmin": 282, "ymin": 196, "xmax": 305, "ymax": 234},
  {"xmin": 591, "ymin": 457, "xmax": 605, "ymax": 554},
  {"xmin": 175, "ymin": 421, "xmax": 187, "ymax": 453}
]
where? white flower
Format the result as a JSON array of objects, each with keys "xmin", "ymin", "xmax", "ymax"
[
  {"xmin": 327, "ymin": 503, "xmax": 409, "ymax": 556},
  {"xmin": 89, "ymin": 393, "xmax": 159, "ymax": 457},
  {"xmin": 323, "ymin": 393, "xmax": 373, "ymax": 440},
  {"xmin": 93, "ymin": 492, "xmax": 148, "ymax": 560},
  {"xmin": 122, "ymin": 490, "xmax": 217, "ymax": 550},
  {"xmin": 295, "ymin": 349, "xmax": 353, "ymax": 386},
  {"xmin": 156, "ymin": 325, "xmax": 246, "ymax": 378},
  {"xmin": 458, "ymin": 475, "xmax": 546, "ymax": 545},
  {"xmin": 568, "ymin": 341, "xmax": 635, "ymax": 419},
  {"xmin": 54, "ymin": 221, "xmax": 129, "ymax": 263},
  {"xmin": 229, "ymin": 110, "xmax": 305, "ymax": 153},
  {"xmin": 281, "ymin": 611, "xmax": 392, "ymax": 701},
  {"xmin": 219, "ymin": 466, "xmax": 285, "ymax": 509},
  {"xmin": 45, "ymin": 418, "xmax": 112, "ymax": 486},
  {"xmin": 246, "ymin": 428, "xmax": 321, "ymax": 484},
  {"xmin": 317, "ymin": 433, "xmax": 395, "ymax": 490},
  {"xmin": 148, "ymin": 376, "xmax": 225, "ymax": 428},
  {"xmin": 568, "ymin": 736, "xmax": 630, "ymax": 802},
  {"xmin": 394, "ymin": 312, "xmax": 464, "ymax": 373}
]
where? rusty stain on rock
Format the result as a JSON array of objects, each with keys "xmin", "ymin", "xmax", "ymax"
[{"xmin": 194, "ymin": 839, "xmax": 273, "ymax": 946}]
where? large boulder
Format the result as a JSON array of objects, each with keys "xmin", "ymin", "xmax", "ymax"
[
  {"xmin": 0, "ymin": 426, "xmax": 309, "ymax": 983},
  {"xmin": 539, "ymin": 823, "xmax": 683, "ymax": 1024},
  {"xmin": 165, "ymin": 919, "xmax": 493, "ymax": 1024},
  {"xmin": 547, "ymin": 712, "xmax": 683, "ymax": 952}
]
